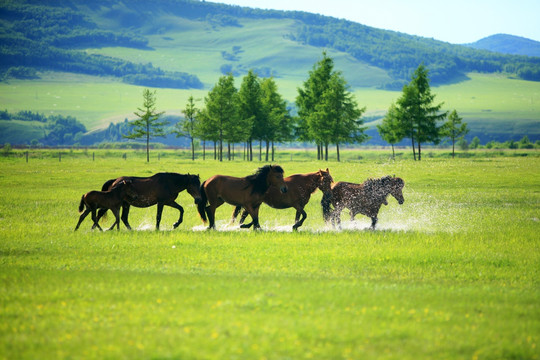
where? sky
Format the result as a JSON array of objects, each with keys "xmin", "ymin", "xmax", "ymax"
[{"xmin": 214, "ymin": 0, "xmax": 540, "ymax": 44}]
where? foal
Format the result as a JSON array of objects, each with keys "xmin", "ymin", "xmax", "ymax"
[{"xmin": 75, "ymin": 180, "xmax": 136, "ymax": 231}]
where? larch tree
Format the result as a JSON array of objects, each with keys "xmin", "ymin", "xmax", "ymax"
[
  {"xmin": 237, "ymin": 70, "xmax": 262, "ymax": 161},
  {"xmin": 260, "ymin": 77, "xmax": 292, "ymax": 161},
  {"xmin": 377, "ymin": 102, "xmax": 404, "ymax": 160},
  {"xmin": 124, "ymin": 88, "xmax": 167, "ymax": 162},
  {"xmin": 297, "ymin": 51, "xmax": 367, "ymax": 161},
  {"xmin": 172, "ymin": 95, "xmax": 199, "ymax": 161},
  {"xmin": 203, "ymin": 74, "xmax": 238, "ymax": 162},
  {"xmin": 296, "ymin": 51, "xmax": 334, "ymax": 160},
  {"xmin": 395, "ymin": 64, "xmax": 447, "ymax": 160},
  {"xmin": 441, "ymin": 109, "xmax": 469, "ymax": 158}
]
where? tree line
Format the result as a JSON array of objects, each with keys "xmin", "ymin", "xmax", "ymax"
[
  {"xmin": 125, "ymin": 53, "xmax": 368, "ymax": 162},
  {"xmin": 123, "ymin": 55, "xmax": 539, "ymax": 162}
]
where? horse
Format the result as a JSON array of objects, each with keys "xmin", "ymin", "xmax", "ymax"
[
  {"xmin": 322, "ymin": 175, "xmax": 405, "ymax": 229},
  {"xmin": 231, "ymin": 168, "xmax": 334, "ymax": 231},
  {"xmin": 197, "ymin": 165, "xmax": 288, "ymax": 230},
  {"xmin": 75, "ymin": 180, "xmax": 137, "ymax": 231},
  {"xmin": 96, "ymin": 172, "xmax": 202, "ymax": 230}
]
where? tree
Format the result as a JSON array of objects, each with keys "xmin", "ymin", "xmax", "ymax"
[
  {"xmin": 297, "ymin": 51, "xmax": 367, "ymax": 161},
  {"xmin": 237, "ymin": 70, "xmax": 262, "ymax": 161},
  {"xmin": 296, "ymin": 51, "xmax": 334, "ymax": 160},
  {"xmin": 260, "ymin": 77, "xmax": 292, "ymax": 161},
  {"xmin": 470, "ymin": 136, "xmax": 481, "ymax": 149},
  {"xmin": 395, "ymin": 64, "xmax": 447, "ymax": 160},
  {"xmin": 124, "ymin": 89, "xmax": 167, "ymax": 162},
  {"xmin": 172, "ymin": 95, "xmax": 199, "ymax": 161},
  {"xmin": 377, "ymin": 102, "xmax": 404, "ymax": 160},
  {"xmin": 203, "ymin": 74, "xmax": 238, "ymax": 161},
  {"xmin": 441, "ymin": 109, "xmax": 469, "ymax": 158},
  {"xmin": 312, "ymin": 72, "xmax": 367, "ymax": 161}
]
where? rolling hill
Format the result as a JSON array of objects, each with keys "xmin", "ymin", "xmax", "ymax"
[
  {"xmin": 0, "ymin": 0, "xmax": 539, "ymax": 146},
  {"xmin": 466, "ymin": 34, "xmax": 540, "ymax": 58}
]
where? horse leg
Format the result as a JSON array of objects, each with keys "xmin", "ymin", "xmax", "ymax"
[
  {"xmin": 292, "ymin": 208, "xmax": 307, "ymax": 231},
  {"xmin": 75, "ymin": 209, "xmax": 91, "ymax": 231},
  {"xmin": 241, "ymin": 204, "xmax": 261, "ymax": 230},
  {"xmin": 164, "ymin": 201, "xmax": 184, "ymax": 229},
  {"xmin": 155, "ymin": 203, "xmax": 165, "ymax": 230},
  {"xmin": 108, "ymin": 208, "xmax": 120, "ymax": 231},
  {"xmin": 121, "ymin": 204, "xmax": 132, "ymax": 230},
  {"xmin": 231, "ymin": 206, "xmax": 241, "ymax": 224},
  {"xmin": 91, "ymin": 209, "xmax": 103, "ymax": 231},
  {"xmin": 206, "ymin": 205, "xmax": 216, "ymax": 229},
  {"xmin": 370, "ymin": 216, "xmax": 378, "ymax": 230},
  {"xmin": 332, "ymin": 206, "xmax": 343, "ymax": 229},
  {"xmin": 239, "ymin": 209, "xmax": 249, "ymax": 226},
  {"xmin": 94, "ymin": 208, "xmax": 108, "ymax": 229}
]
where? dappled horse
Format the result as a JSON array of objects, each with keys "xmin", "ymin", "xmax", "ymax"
[
  {"xmin": 322, "ymin": 175, "xmax": 405, "ymax": 229},
  {"xmin": 96, "ymin": 172, "xmax": 202, "ymax": 230},
  {"xmin": 198, "ymin": 165, "xmax": 288, "ymax": 230},
  {"xmin": 75, "ymin": 180, "xmax": 137, "ymax": 231},
  {"xmin": 232, "ymin": 168, "xmax": 333, "ymax": 231}
]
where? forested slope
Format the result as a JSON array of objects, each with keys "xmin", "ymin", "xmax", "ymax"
[{"xmin": 1, "ymin": 0, "xmax": 539, "ymax": 89}]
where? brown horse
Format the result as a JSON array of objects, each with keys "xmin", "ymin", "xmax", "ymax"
[
  {"xmin": 96, "ymin": 172, "xmax": 202, "ymax": 230},
  {"xmin": 232, "ymin": 168, "xmax": 333, "ymax": 231},
  {"xmin": 198, "ymin": 165, "xmax": 288, "ymax": 230},
  {"xmin": 75, "ymin": 180, "xmax": 137, "ymax": 231},
  {"xmin": 322, "ymin": 176, "xmax": 405, "ymax": 229}
]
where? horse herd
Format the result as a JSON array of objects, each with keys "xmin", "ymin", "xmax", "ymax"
[{"xmin": 75, "ymin": 165, "xmax": 405, "ymax": 232}]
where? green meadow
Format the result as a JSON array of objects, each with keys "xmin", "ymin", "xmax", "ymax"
[{"xmin": 0, "ymin": 151, "xmax": 538, "ymax": 359}]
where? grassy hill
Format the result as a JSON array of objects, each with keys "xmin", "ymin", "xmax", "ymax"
[
  {"xmin": 466, "ymin": 34, "xmax": 540, "ymax": 57},
  {"xmin": 0, "ymin": 0, "xmax": 539, "ymax": 145}
]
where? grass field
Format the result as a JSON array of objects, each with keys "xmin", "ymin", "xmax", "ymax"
[{"xmin": 0, "ymin": 151, "xmax": 538, "ymax": 359}]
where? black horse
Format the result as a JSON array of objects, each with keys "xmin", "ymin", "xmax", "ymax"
[{"xmin": 96, "ymin": 172, "xmax": 202, "ymax": 230}]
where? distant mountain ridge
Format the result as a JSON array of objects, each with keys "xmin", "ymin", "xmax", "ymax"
[
  {"xmin": 466, "ymin": 34, "xmax": 540, "ymax": 58},
  {"xmin": 1, "ymin": 0, "xmax": 540, "ymax": 89}
]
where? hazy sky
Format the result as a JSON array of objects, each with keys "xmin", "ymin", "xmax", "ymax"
[{"xmin": 214, "ymin": 0, "xmax": 540, "ymax": 44}]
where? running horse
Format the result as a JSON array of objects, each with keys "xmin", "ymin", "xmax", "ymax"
[
  {"xmin": 198, "ymin": 165, "xmax": 288, "ymax": 230},
  {"xmin": 322, "ymin": 175, "xmax": 405, "ymax": 229},
  {"xmin": 231, "ymin": 168, "xmax": 333, "ymax": 231},
  {"xmin": 96, "ymin": 172, "xmax": 202, "ymax": 230}
]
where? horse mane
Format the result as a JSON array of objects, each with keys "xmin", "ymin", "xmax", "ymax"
[
  {"xmin": 364, "ymin": 176, "xmax": 404, "ymax": 192},
  {"xmin": 246, "ymin": 165, "xmax": 284, "ymax": 194},
  {"xmin": 363, "ymin": 176, "xmax": 392, "ymax": 192}
]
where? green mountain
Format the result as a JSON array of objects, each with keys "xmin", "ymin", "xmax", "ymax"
[
  {"xmin": 2, "ymin": 0, "xmax": 540, "ymax": 89},
  {"xmin": 466, "ymin": 34, "xmax": 540, "ymax": 58}
]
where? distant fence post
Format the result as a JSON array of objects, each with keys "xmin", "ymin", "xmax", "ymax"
[
  {"xmin": 93, "ymin": 152, "xmax": 95, "ymax": 161},
  {"xmin": 59, "ymin": 152, "xmax": 61, "ymax": 162},
  {"xmin": 26, "ymin": 151, "xmax": 28, "ymax": 163}
]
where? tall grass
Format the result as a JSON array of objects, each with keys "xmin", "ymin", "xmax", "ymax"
[{"xmin": 0, "ymin": 152, "xmax": 538, "ymax": 359}]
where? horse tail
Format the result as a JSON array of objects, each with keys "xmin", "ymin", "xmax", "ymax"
[
  {"xmin": 78, "ymin": 195, "xmax": 85, "ymax": 213},
  {"xmin": 321, "ymin": 191, "xmax": 333, "ymax": 223},
  {"xmin": 197, "ymin": 181, "xmax": 208, "ymax": 223}
]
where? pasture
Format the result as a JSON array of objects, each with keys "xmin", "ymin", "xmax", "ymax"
[{"xmin": 0, "ymin": 151, "xmax": 539, "ymax": 359}]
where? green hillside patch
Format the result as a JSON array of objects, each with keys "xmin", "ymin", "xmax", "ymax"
[
  {"xmin": 1, "ymin": 71, "xmax": 539, "ymax": 145},
  {"xmin": 87, "ymin": 18, "xmax": 391, "ymax": 90},
  {"xmin": 0, "ymin": 120, "xmax": 44, "ymax": 144}
]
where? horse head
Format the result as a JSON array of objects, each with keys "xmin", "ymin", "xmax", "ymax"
[
  {"xmin": 385, "ymin": 176, "xmax": 405, "ymax": 205},
  {"xmin": 186, "ymin": 174, "xmax": 203, "ymax": 204},
  {"xmin": 318, "ymin": 168, "xmax": 334, "ymax": 194},
  {"xmin": 267, "ymin": 165, "xmax": 288, "ymax": 194}
]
